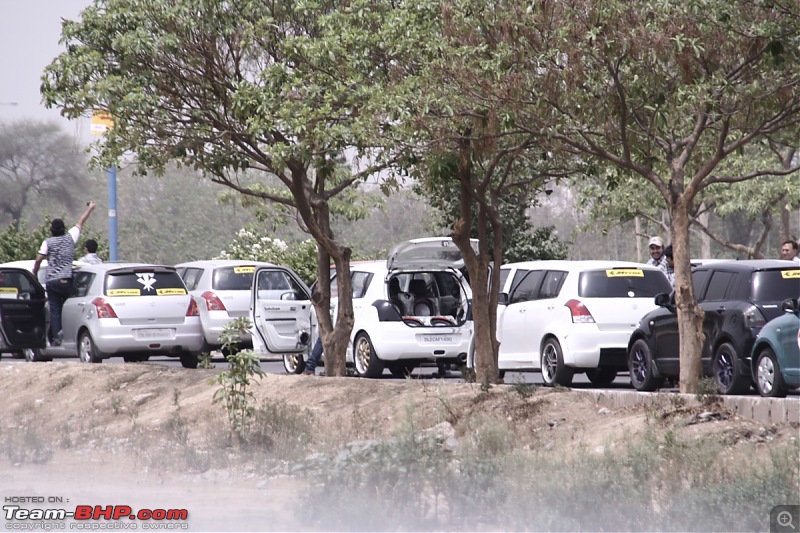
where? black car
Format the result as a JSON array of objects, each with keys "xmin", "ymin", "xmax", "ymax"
[
  {"xmin": 627, "ymin": 260, "xmax": 800, "ymax": 394},
  {"xmin": 0, "ymin": 267, "xmax": 48, "ymax": 360}
]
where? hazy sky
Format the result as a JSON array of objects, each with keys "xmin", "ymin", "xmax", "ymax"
[{"xmin": 0, "ymin": 0, "xmax": 93, "ymax": 139}]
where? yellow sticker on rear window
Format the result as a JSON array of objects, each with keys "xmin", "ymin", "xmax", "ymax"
[
  {"xmin": 234, "ymin": 266, "xmax": 255, "ymax": 274},
  {"xmin": 157, "ymin": 288, "xmax": 187, "ymax": 295},
  {"xmin": 781, "ymin": 270, "xmax": 800, "ymax": 279},
  {"xmin": 107, "ymin": 289, "xmax": 141, "ymax": 296},
  {"xmin": 0, "ymin": 287, "xmax": 19, "ymax": 295},
  {"xmin": 606, "ymin": 269, "xmax": 644, "ymax": 277}
]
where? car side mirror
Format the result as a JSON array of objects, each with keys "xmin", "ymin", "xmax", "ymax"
[
  {"xmin": 781, "ymin": 298, "xmax": 799, "ymax": 314},
  {"xmin": 498, "ymin": 292, "xmax": 509, "ymax": 306},
  {"xmin": 654, "ymin": 292, "xmax": 675, "ymax": 311}
]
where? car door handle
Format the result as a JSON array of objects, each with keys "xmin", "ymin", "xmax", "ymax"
[{"xmin": 716, "ymin": 307, "xmax": 725, "ymax": 313}]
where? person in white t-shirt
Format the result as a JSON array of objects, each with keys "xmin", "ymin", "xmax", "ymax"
[{"xmin": 780, "ymin": 240, "xmax": 800, "ymax": 263}]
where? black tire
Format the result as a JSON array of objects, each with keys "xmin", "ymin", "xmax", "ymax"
[
  {"xmin": 712, "ymin": 342, "xmax": 750, "ymax": 395},
  {"xmin": 283, "ymin": 353, "xmax": 307, "ymax": 374},
  {"xmin": 78, "ymin": 331, "xmax": 103, "ymax": 363},
  {"xmin": 628, "ymin": 339, "xmax": 664, "ymax": 392},
  {"xmin": 179, "ymin": 352, "xmax": 199, "ymax": 369},
  {"xmin": 585, "ymin": 366, "xmax": 618, "ymax": 386},
  {"xmin": 389, "ymin": 363, "xmax": 416, "ymax": 378},
  {"xmin": 353, "ymin": 333, "xmax": 384, "ymax": 378},
  {"xmin": 123, "ymin": 354, "xmax": 150, "ymax": 363},
  {"xmin": 754, "ymin": 348, "xmax": 788, "ymax": 398},
  {"xmin": 540, "ymin": 338, "xmax": 574, "ymax": 387}
]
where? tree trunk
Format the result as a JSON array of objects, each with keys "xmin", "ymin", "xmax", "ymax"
[{"xmin": 671, "ymin": 198, "xmax": 704, "ymax": 393}]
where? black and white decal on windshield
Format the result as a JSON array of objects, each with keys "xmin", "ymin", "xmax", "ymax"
[{"xmin": 137, "ymin": 273, "xmax": 157, "ymax": 292}]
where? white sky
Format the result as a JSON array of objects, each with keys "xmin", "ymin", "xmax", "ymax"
[{"xmin": 0, "ymin": 0, "xmax": 93, "ymax": 143}]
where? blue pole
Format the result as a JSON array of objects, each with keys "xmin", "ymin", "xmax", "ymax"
[{"xmin": 108, "ymin": 165, "xmax": 118, "ymax": 261}]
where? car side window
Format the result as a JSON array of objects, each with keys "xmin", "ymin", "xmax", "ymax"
[
  {"xmin": 703, "ymin": 272, "xmax": 736, "ymax": 301},
  {"xmin": 181, "ymin": 268, "xmax": 203, "ymax": 291},
  {"xmin": 510, "ymin": 270, "xmax": 545, "ymax": 304},
  {"xmin": 539, "ymin": 271, "xmax": 567, "ymax": 299},
  {"xmin": 692, "ymin": 269, "xmax": 712, "ymax": 300},
  {"xmin": 497, "ymin": 269, "xmax": 511, "ymax": 293},
  {"xmin": 351, "ymin": 272, "xmax": 372, "ymax": 299},
  {"xmin": 72, "ymin": 272, "xmax": 94, "ymax": 298}
]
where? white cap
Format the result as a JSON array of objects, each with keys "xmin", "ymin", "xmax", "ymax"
[{"xmin": 648, "ymin": 236, "xmax": 663, "ymax": 248}]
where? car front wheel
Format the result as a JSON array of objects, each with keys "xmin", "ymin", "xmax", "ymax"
[
  {"xmin": 754, "ymin": 348, "xmax": 788, "ymax": 398},
  {"xmin": 179, "ymin": 352, "xmax": 199, "ymax": 369},
  {"xmin": 78, "ymin": 332, "xmax": 102, "ymax": 363},
  {"xmin": 540, "ymin": 338, "xmax": 573, "ymax": 387},
  {"xmin": 585, "ymin": 366, "xmax": 617, "ymax": 386},
  {"xmin": 713, "ymin": 342, "xmax": 750, "ymax": 395},
  {"xmin": 283, "ymin": 353, "xmax": 306, "ymax": 374},
  {"xmin": 628, "ymin": 339, "xmax": 664, "ymax": 392},
  {"xmin": 353, "ymin": 333, "xmax": 384, "ymax": 378}
]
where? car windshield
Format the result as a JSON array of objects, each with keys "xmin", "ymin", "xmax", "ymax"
[
  {"xmin": 213, "ymin": 266, "xmax": 255, "ymax": 291},
  {"xmin": 751, "ymin": 270, "xmax": 800, "ymax": 302},
  {"xmin": 579, "ymin": 268, "xmax": 671, "ymax": 298},
  {"xmin": 105, "ymin": 271, "xmax": 187, "ymax": 296}
]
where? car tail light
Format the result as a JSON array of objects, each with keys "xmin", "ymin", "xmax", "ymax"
[
  {"xmin": 186, "ymin": 298, "xmax": 200, "ymax": 317},
  {"xmin": 743, "ymin": 305, "xmax": 766, "ymax": 328},
  {"xmin": 565, "ymin": 299, "xmax": 595, "ymax": 323},
  {"xmin": 92, "ymin": 297, "xmax": 118, "ymax": 319},
  {"xmin": 201, "ymin": 291, "xmax": 226, "ymax": 311}
]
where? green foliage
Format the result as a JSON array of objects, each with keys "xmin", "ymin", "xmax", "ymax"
[
  {"xmin": 211, "ymin": 319, "xmax": 265, "ymax": 440},
  {"xmin": 0, "ymin": 219, "xmax": 50, "ymax": 262},
  {"xmin": 216, "ymin": 226, "xmax": 317, "ymax": 286}
]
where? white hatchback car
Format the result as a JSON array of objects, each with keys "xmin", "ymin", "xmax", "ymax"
[
  {"xmin": 333, "ymin": 237, "xmax": 477, "ymax": 378},
  {"xmin": 175, "ymin": 260, "xmax": 275, "ymax": 353},
  {"xmin": 495, "ymin": 260, "xmax": 671, "ymax": 386},
  {"xmin": 31, "ymin": 263, "xmax": 204, "ymax": 367}
]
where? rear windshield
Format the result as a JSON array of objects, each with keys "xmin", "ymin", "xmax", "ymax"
[
  {"xmin": 751, "ymin": 269, "xmax": 800, "ymax": 302},
  {"xmin": 105, "ymin": 271, "xmax": 188, "ymax": 296},
  {"xmin": 213, "ymin": 266, "xmax": 256, "ymax": 291},
  {"xmin": 579, "ymin": 268, "xmax": 671, "ymax": 298}
]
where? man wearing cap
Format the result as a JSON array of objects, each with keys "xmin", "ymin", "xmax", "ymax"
[
  {"xmin": 33, "ymin": 201, "xmax": 97, "ymax": 346},
  {"xmin": 646, "ymin": 236, "xmax": 668, "ymax": 273}
]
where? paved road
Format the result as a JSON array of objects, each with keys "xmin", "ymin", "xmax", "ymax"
[{"xmin": 2, "ymin": 351, "xmax": 796, "ymax": 396}]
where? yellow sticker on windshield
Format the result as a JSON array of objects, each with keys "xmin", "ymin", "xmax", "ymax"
[
  {"xmin": 157, "ymin": 288, "xmax": 187, "ymax": 296},
  {"xmin": 781, "ymin": 270, "xmax": 800, "ymax": 279},
  {"xmin": 107, "ymin": 289, "xmax": 141, "ymax": 296},
  {"xmin": 234, "ymin": 266, "xmax": 255, "ymax": 274},
  {"xmin": 606, "ymin": 269, "xmax": 644, "ymax": 278},
  {"xmin": 0, "ymin": 287, "xmax": 19, "ymax": 295}
]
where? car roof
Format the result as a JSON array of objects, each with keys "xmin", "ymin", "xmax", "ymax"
[
  {"xmin": 75, "ymin": 262, "xmax": 179, "ymax": 273},
  {"xmin": 175, "ymin": 259, "xmax": 276, "ymax": 268},
  {"xmin": 346, "ymin": 260, "xmax": 386, "ymax": 274},
  {"xmin": 693, "ymin": 259, "xmax": 799, "ymax": 272},
  {"xmin": 500, "ymin": 260, "xmax": 661, "ymax": 271}
]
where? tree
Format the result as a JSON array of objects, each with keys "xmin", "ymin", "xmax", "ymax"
[
  {"xmin": 0, "ymin": 121, "xmax": 89, "ymax": 229},
  {"xmin": 493, "ymin": 0, "xmax": 800, "ymax": 392},
  {"xmin": 42, "ymin": 0, "xmax": 411, "ymax": 376}
]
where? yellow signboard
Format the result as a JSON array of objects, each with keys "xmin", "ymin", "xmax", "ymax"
[
  {"xmin": 90, "ymin": 109, "xmax": 114, "ymax": 136},
  {"xmin": 0, "ymin": 287, "xmax": 19, "ymax": 295},
  {"xmin": 606, "ymin": 269, "xmax": 644, "ymax": 278},
  {"xmin": 780, "ymin": 270, "xmax": 800, "ymax": 279},
  {"xmin": 156, "ymin": 288, "xmax": 187, "ymax": 296},
  {"xmin": 107, "ymin": 289, "xmax": 140, "ymax": 296},
  {"xmin": 234, "ymin": 266, "xmax": 255, "ymax": 274}
]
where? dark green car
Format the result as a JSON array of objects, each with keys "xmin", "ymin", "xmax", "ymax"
[{"xmin": 751, "ymin": 296, "xmax": 800, "ymax": 397}]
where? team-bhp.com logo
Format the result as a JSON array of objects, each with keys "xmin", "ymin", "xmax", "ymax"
[{"xmin": 4, "ymin": 502, "xmax": 189, "ymax": 530}]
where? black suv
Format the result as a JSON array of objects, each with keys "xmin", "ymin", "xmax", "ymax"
[
  {"xmin": 627, "ymin": 260, "xmax": 800, "ymax": 394},
  {"xmin": 0, "ymin": 267, "xmax": 47, "ymax": 360}
]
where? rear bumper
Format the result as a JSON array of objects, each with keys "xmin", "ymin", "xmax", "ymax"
[
  {"xmin": 92, "ymin": 321, "xmax": 205, "ymax": 356},
  {"xmin": 361, "ymin": 325, "xmax": 473, "ymax": 362},
  {"xmin": 562, "ymin": 327, "xmax": 633, "ymax": 368}
]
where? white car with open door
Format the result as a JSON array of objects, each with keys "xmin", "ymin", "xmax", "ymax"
[
  {"xmin": 250, "ymin": 265, "xmax": 317, "ymax": 366},
  {"xmin": 495, "ymin": 260, "xmax": 671, "ymax": 386},
  {"xmin": 334, "ymin": 237, "xmax": 477, "ymax": 378}
]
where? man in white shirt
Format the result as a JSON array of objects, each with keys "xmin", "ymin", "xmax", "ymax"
[{"xmin": 780, "ymin": 240, "xmax": 800, "ymax": 263}]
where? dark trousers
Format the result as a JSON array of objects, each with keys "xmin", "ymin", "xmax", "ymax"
[
  {"xmin": 46, "ymin": 278, "xmax": 73, "ymax": 340},
  {"xmin": 306, "ymin": 337, "xmax": 324, "ymax": 372}
]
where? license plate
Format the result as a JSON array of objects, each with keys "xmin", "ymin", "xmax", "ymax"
[
  {"xmin": 134, "ymin": 328, "xmax": 174, "ymax": 340},
  {"xmin": 421, "ymin": 334, "xmax": 454, "ymax": 344}
]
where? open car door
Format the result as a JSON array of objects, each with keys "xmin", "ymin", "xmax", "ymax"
[
  {"xmin": 0, "ymin": 267, "xmax": 47, "ymax": 352},
  {"xmin": 250, "ymin": 266, "xmax": 314, "ymax": 354}
]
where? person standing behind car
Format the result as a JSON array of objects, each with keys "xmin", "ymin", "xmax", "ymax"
[
  {"xmin": 79, "ymin": 239, "xmax": 103, "ymax": 264},
  {"xmin": 663, "ymin": 245, "xmax": 676, "ymax": 287},
  {"xmin": 780, "ymin": 240, "xmax": 800, "ymax": 263},
  {"xmin": 33, "ymin": 201, "xmax": 96, "ymax": 346},
  {"xmin": 646, "ymin": 236, "xmax": 668, "ymax": 274}
]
